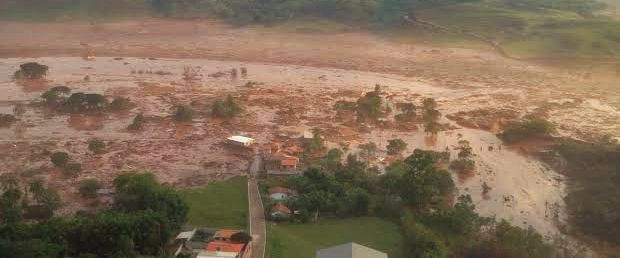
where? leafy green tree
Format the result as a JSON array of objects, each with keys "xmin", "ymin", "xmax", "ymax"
[
  {"xmin": 489, "ymin": 220, "xmax": 554, "ymax": 258},
  {"xmin": 0, "ymin": 188, "xmax": 23, "ymax": 223},
  {"xmin": 356, "ymin": 91, "xmax": 382, "ymax": 122},
  {"xmin": 79, "ymin": 179, "xmax": 102, "ymax": 198},
  {"xmin": 64, "ymin": 93, "xmax": 108, "ymax": 112},
  {"xmin": 50, "ymin": 152, "xmax": 69, "ymax": 167},
  {"xmin": 324, "ymin": 148, "xmax": 344, "ymax": 169},
  {"xmin": 456, "ymin": 140, "xmax": 472, "ymax": 159},
  {"xmin": 498, "ymin": 115, "xmax": 555, "ymax": 143},
  {"xmin": 402, "ymin": 211, "xmax": 449, "ymax": 258},
  {"xmin": 387, "ymin": 138, "xmax": 407, "ymax": 155},
  {"xmin": 399, "ymin": 149, "xmax": 455, "ymax": 210},
  {"xmin": 113, "ymin": 172, "xmax": 188, "ymax": 230},
  {"xmin": 40, "ymin": 187, "xmax": 60, "ymax": 213}
]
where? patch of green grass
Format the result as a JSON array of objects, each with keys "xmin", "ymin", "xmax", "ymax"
[
  {"xmin": 0, "ymin": 0, "xmax": 151, "ymax": 21},
  {"xmin": 179, "ymin": 176, "xmax": 248, "ymax": 229},
  {"xmin": 266, "ymin": 217, "xmax": 404, "ymax": 258}
]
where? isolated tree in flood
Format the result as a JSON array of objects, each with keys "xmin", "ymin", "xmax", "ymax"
[
  {"xmin": 14, "ymin": 62, "xmax": 49, "ymax": 80},
  {"xmin": 387, "ymin": 138, "xmax": 407, "ymax": 155},
  {"xmin": 173, "ymin": 105, "xmax": 194, "ymax": 122},
  {"xmin": 50, "ymin": 152, "xmax": 69, "ymax": 167},
  {"xmin": 212, "ymin": 95, "xmax": 241, "ymax": 118}
]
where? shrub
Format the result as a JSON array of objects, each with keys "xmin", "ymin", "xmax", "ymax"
[
  {"xmin": 63, "ymin": 162, "xmax": 82, "ymax": 177},
  {"xmin": 13, "ymin": 62, "xmax": 49, "ymax": 80},
  {"xmin": 128, "ymin": 113, "xmax": 145, "ymax": 130},
  {"xmin": 449, "ymin": 159, "xmax": 476, "ymax": 173},
  {"xmin": 50, "ymin": 152, "xmax": 69, "ymax": 167},
  {"xmin": 212, "ymin": 95, "xmax": 241, "ymax": 118},
  {"xmin": 0, "ymin": 114, "xmax": 17, "ymax": 127},
  {"xmin": 79, "ymin": 179, "xmax": 102, "ymax": 198},
  {"xmin": 173, "ymin": 105, "xmax": 194, "ymax": 121},
  {"xmin": 87, "ymin": 138, "xmax": 106, "ymax": 154},
  {"xmin": 64, "ymin": 93, "xmax": 108, "ymax": 112},
  {"xmin": 386, "ymin": 138, "xmax": 407, "ymax": 155},
  {"xmin": 109, "ymin": 97, "xmax": 132, "ymax": 111}
]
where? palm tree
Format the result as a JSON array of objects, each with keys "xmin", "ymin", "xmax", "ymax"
[
  {"xmin": 0, "ymin": 173, "xmax": 19, "ymax": 192},
  {"xmin": 28, "ymin": 178, "xmax": 46, "ymax": 205}
]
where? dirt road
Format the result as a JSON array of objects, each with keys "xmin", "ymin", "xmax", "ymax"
[{"xmin": 248, "ymin": 177, "xmax": 266, "ymax": 258}]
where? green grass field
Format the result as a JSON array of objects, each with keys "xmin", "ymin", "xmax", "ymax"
[
  {"xmin": 414, "ymin": 2, "xmax": 620, "ymax": 59},
  {"xmin": 179, "ymin": 176, "xmax": 248, "ymax": 229},
  {"xmin": 266, "ymin": 217, "xmax": 404, "ymax": 258}
]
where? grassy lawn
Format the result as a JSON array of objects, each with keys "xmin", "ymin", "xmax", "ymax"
[
  {"xmin": 266, "ymin": 217, "xmax": 404, "ymax": 258},
  {"xmin": 179, "ymin": 176, "xmax": 248, "ymax": 229}
]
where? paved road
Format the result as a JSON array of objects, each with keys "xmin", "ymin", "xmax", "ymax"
[{"xmin": 248, "ymin": 153, "xmax": 266, "ymax": 258}]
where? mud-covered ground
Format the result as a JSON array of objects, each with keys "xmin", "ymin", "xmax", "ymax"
[{"xmin": 1, "ymin": 19, "xmax": 617, "ymax": 256}]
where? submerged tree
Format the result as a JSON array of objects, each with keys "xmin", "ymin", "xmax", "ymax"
[{"xmin": 14, "ymin": 62, "xmax": 49, "ymax": 80}]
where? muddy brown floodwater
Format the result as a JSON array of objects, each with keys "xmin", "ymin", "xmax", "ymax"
[{"xmin": 0, "ymin": 57, "xmax": 606, "ymax": 255}]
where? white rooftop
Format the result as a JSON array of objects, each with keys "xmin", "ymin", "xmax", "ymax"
[
  {"xmin": 197, "ymin": 250, "xmax": 238, "ymax": 258},
  {"xmin": 227, "ymin": 135, "xmax": 254, "ymax": 143},
  {"xmin": 175, "ymin": 229, "xmax": 196, "ymax": 240}
]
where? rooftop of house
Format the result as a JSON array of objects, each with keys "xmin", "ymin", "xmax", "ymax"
[
  {"xmin": 227, "ymin": 135, "xmax": 254, "ymax": 144},
  {"xmin": 268, "ymin": 186, "xmax": 294, "ymax": 195},
  {"xmin": 213, "ymin": 229, "xmax": 240, "ymax": 240},
  {"xmin": 271, "ymin": 202, "xmax": 291, "ymax": 214},
  {"xmin": 197, "ymin": 250, "xmax": 239, "ymax": 258},
  {"xmin": 316, "ymin": 242, "xmax": 388, "ymax": 258},
  {"xmin": 206, "ymin": 241, "xmax": 245, "ymax": 253}
]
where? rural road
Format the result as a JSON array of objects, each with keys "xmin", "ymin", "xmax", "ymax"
[{"xmin": 249, "ymin": 152, "xmax": 266, "ymax": 258}]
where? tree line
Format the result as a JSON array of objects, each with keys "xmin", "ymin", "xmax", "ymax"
[{"xmin": 0, "ymin": 172, "xmax": 188, "ymax": 257}]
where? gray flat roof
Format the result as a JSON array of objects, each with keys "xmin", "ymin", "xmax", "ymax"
[{"xmin": 316, "ymin": 242, "xmax": 388, "ymax": 258}]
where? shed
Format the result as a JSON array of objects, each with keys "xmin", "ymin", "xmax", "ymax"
[{"xmin": 226, "ymin": 136, "xmax": 255, "ymax": 147}]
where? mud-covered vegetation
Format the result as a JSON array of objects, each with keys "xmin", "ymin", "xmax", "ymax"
[
  {"xmin": 41, "ymin": 85, "xmax": 133, "ymax": 113},
  {"xmin": 498, "ymin": 115, "xmax": 555, "ymax": 143},
  {"xmin": 212, "ymin": 95, "xmax": 241, "ymax": 118},
  {"xmin": 13, "ymin": 62, "xmax": 48, "ymax": 80},
  {"xmin": 0, "ymin": 172, "xmax": 188, "ymax": 257}
]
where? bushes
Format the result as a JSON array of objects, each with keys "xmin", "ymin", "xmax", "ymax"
[
  {"xmin": 109, "ymin": 97, "xmax": 133, "ymax": 111},
  {"xmin": 449, "ymin": 158, "xmax": 475, "ymax": 173},
  {"xmin": 498, "ymin": 115, "xmax": 555, "ymax": 143},
  {"xmin": 13, "ymin": 62, "xmax": 48, "ymax": 80},
  {"xmin": 64, "ymin": 93, "xmax": 108, "ymax": 113},
  {"xmin": 128, "ymin": 113, "xmax": 145, "ymax": 130},
  {"xmin": 87, "ymin": 138, "xmax": 106, "ymax": 154},
  {"xmin": 50, "ymin": 152, "xmax": 69, "ymax": 167},
  {"xmin": 386, "ymin": 138, "xmax": 407, "ymax": 155},
  {"xmin": 0, "ymin": 114, "xmax": 16, "ymax": 127},
  {"xmin": 173, "ymin": 105, "xmax": 194, "ymax": 121},
  {"xmin": 78, "ymin": 179, "xmax": 102, "ymax": 198},
  {"xmin": 212, "ymin": 95, "xmax": 241, "ymax": 118}
]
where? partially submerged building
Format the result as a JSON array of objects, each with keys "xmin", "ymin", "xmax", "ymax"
[{"xmin": 226, "ymin": 136, "xmax": 255, "ymax": 147}]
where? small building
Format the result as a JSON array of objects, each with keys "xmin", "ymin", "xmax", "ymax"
[
  {"xmin": 226, "ymin": 136, "xmax": 255, "ymax": 147},
  {"xmin": 267, "ymin": 186, "xmax": 296, "ymax": 200},
  {"xmin": 270, "ymin": 202, "xmax": 292, "ymax": 219},
  {"xmin": 213, "ymin": 229, "xmax": 240, "ymax": 242},
  {"xmin": 265, "ymin": 153, "xmax": 299, "ymax": 171},
  {"xmin": 316, "ymin": 242, "xmax": 388, "ymax": 258}
]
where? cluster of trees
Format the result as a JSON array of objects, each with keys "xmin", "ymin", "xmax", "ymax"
[
  {"xmin": 449, "ymin": 140, "xmax": 475, "ymax": 173},
  {"xmin": 41, "ymin": 85, "xmax": 132, "ymax": 113},
  {"xmin": 267, "ymin": 146, "xmax": 553, "ymax": 257},
  {"xmin": 498, "ymin": 115, "xmax": 555, "ymax": 143},
  {"xmin": 50, "ymin": 151, "xmax": 82, "ymax": 178},
  {"xmin": 556, "ymin": 138, "xmax": 620, "ymax": 244},
  {"xmin": 0, "ymin": 174, "xmax": 60, "ymax": 223},
  {"xmin": 13, "ymin": 62, "xmax": 48, "ymax": 80},
  {"xmin": 422, "ymin": 98, "xmax": 442, "ymax": 135},
  {"xmin": 0, "ymin": 172, "xmax": 188, "ymax": 257}
]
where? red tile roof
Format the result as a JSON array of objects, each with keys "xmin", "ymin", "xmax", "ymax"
[{"xmin": 206, "ymin": 241, "xmax": 245, "ymax": 253}]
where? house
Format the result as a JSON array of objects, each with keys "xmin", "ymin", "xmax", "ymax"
[
  {"xmin": 316, "ymin": 242, "xmax": 388, "ymax": 258},
  {"xmin": 267, "ymin": 186, "xmax": 296, "ymax": 201},
  {"xmin": 213, "ymin": 229, "xmax": 240, "ymax": 242},
  {"xmin": 265, "ymin": 152, "xmax": 299, "ymax": 171},
  {"xmin": 270, "ymin": 202, "xmax": 292, "ymax": 219},
  {"xmin": 226, "ymin": 136, "xmax": 255, "ymax": 147},
  {"xmin": 281, "ymin": 144, "xmax": 304, "ymax": 156}
]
